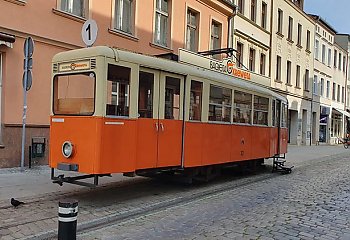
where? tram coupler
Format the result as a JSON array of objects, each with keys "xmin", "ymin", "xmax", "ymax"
[{"xmin": 51, "ymin": 168, "xmax": 111, "ymax": 188}]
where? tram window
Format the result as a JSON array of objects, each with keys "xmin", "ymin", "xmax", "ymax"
[
  {"xmin": 138, "ymin": 71, "xmax": 154, "ymax": 118},
  {"xmin": 253, "ymin": 96, "xmax": 269, "ymax": 125},
  {"xmin": 53, "ymin": 72, "xmax": 95, "ymax": 115},
  {"xmin": 208, "ymin": 85, "xmax": 231, "ymax": 122},
  {"xmin": 233, "ymin": 90, "xmax": 252, "ymax": 124},
  {"xmin": 165, "ymin": 77, "xmax": 181, "ymax": 120},
  {"xmin": 106, "ymin": 64, "xmax": 130, "ymax": 117},
  {"xmin": 281, "ymin": 103, "xmax": 287, "ymax": 127},
  {"xmin": 272, "ymin": 100, "xmax": 276, "ymax": 126},
  {"xmin": 276, "ymin": 101, "xmax": 281, "ymax": 127},
  {"xmin": 189, "ymin": 80, "xmax": 202, "ymax": 121}
]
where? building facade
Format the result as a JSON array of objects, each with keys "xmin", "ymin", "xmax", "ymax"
[
  {"xmin": 270, "ymin": 0, "xmax": 316, "ymax": 145},
  {"xmin": 310, "ymin": 15, "xmax": 349, "ymax": 144},
  {"xmin": 0, "ymin": 0, "xmax": 235, "ymax": 167}
]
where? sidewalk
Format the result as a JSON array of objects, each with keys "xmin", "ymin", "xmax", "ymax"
[{"xmin": 0, "ymin": 144, "xmax": 348, "ymax": 202}]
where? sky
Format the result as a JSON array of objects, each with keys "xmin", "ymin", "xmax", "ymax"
[{"xmin": 304, "ymin": 0, "xmax": 350, "ymax": 34}]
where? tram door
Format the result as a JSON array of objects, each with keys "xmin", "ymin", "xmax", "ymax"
[{"xmin": 137, "ymin": 69, "xmax": 185, "ymax": 169}]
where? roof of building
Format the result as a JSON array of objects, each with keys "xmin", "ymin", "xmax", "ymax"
[{"xmin": 308, "ymin": 14, "xmax": 338, "ymax": 34}]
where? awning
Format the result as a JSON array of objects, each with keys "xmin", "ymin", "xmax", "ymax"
[
  {"xmin": 0, "ymin": 32, "xmax": 15, "ymax": 48},
  {"xmin": 334, "ymin": 108, "xmax": 350, "ymax": 118}
]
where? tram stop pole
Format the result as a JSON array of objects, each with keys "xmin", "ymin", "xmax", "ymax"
[{"xmin": 58, "ymin": 199, "xmax": 78, "ymax": 240}]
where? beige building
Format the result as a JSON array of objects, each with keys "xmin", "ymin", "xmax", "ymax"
[
  {"xmin": 233, "ymin": 0, "xmax": 270, "ymax": 77},
  {"xmin": 0, "ymin": 0, "xmax": 235, "ymax": 168},
  {"xmin": 310, "ymin": 15, "xmax": 349, "ymax": 144},
  {"xmin": 270, "ymin": 0, "xmax": 315, "ymax": 145}
]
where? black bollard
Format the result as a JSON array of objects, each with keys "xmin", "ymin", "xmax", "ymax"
[{"xmin": 58, "ymin": 199, "xmax": 78, "ymax": 240}]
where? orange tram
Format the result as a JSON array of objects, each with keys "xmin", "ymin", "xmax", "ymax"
[{"xmin": 50, "ymin": 46, "xmax": 288, "ymax": 187}]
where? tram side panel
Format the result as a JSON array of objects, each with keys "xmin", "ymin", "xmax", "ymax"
[
  {"xmin": 249, "ymin": 126, "xmax": 271, "ymax": 159},
  {"xmin": 183, "ymin": 122, "xmax": 204, "ymax": 167},
  {"xmin": 202, "ymin": 123, "xmax": 231, "ymax": 166},
  {"xmin": 280, "ymin": 128, "xmax": 288, "ymax": 154},
  {"xmin": 49, "ymin": 116, "xmax": 101, "ymax": 174},
  {"xmin": 231, "ymin": 125, "xmax": 252, "ymax": 161},
  {"xmin": 99, "ymin": 118, "xmax": 137, "ymax": 173},
  {"xmin": 270, "ymin": 128, "xmax": 279, "ymax": 156}
]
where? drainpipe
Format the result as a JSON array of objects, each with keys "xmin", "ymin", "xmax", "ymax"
[{"xmin": 228, "ymin": 4, "xmax": 238, "ymax": 54}]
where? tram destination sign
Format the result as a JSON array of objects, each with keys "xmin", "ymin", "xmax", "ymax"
[{"xmin": 59, "ymin": 60, "xmax": 90, "ymax": 72}]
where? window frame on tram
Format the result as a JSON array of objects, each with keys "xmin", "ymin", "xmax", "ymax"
[{"xmin": 52, "ymin": 71, "xmax": 96, "ymax": 116}]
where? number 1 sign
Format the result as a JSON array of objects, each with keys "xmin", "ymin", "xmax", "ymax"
[{"xmin": 82, "ymin": 19, "xmax": 98, "ymax": 47}]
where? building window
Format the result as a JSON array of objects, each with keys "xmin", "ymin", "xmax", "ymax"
[
  {"xmin": 186, "ymin": 9, "xmax": 199, "ymax": 52},
  {"xmin": 343, "ymin": 56, "xmax": 346, "ymax": 72},
  {"xmin": 296, "ymin": 65, "xmax": 300, "ymax": 87},
  {"xmin": 249, "ymin": 48, "xmax": 255, "ymax": 71},
  {"xmin": 321, "ymin": 44, "xmax": 326, "ymax": 64},
  {"xmin": 250, "ymin": 0, "xmax": 256, "ymax": 22},
  {"xmin": 233, "ymin": 90, "xmax": 252, "ymax": 124},
  {"xmin": 260, "ymin": 53, "xmax": 266, "ymax": 75},
  {"xmin": 315, "ymin": 40, "xmax": 319, "ymax": 60},
  {"xmin": 342, "ymin": 86, "xmax": 345, "ymax": 103},
  {"xmin": 154, "ymin": 0, "xmax": 170, "ymax": 47},
  {"xmin": 313, "ymin": 75, "xmax": 318, "ymax": 95},
  {"xmin": 337, "ymin": 84, "xmax": 341, "ymax": 102},
  {"xmin": 328, "ymin": 48, "xmax": 332, "ymax": 66},
  {"xmin": 326, "ymin": 80, "xmax": 330, "ymax": 98},
  {"xmin": 210, "ymin": 20, "xmax": 222, "ymax": 54},
  {"xmin": 238, "ymin": 0, "xmax": 244, "ymax": 14},
  {"xmin": 286, "ymin": 60, "xmax": 291, "ymax": 85},
  {"xmin": 287, "ymin": 17, "xmax": 293, "ymax": 41},
  {"xmin": 59, "ymin": 0, "xmax": 87, "ymax": 18},
  {"xmin": 334, "ymin": 49, "xmax": 337, "ymax": 68},
  {"xmin": 297, "ymin": 23, "xmax": 302, "ymax": 46},
  {"xmin": 306, "ymin": 30, "xmax": 310, "ymax": 51},
  {"xmin": 236, "ymin": 42, "xmax": 243, "ymax": 68},
  {"xmin": 276, "ymin": 55, "xmax": 281, "ymax": 81},
  {"xmin": 304, "ymin": 69, "xmax": 309, "ymax": 91},
  {"xmin": 253, "ymin": 96, "xmax": 269, "ymax": 125},
  {"xmin": 114, "ymin": 0, "xmax": 134, "ymax": 34},
  {"xmin": 332, "ymin": 82, "xmax": 336, "ymax": 100},
  {"xmin": 277, "ymin": 9, "xmax": 283, "ymax": 34},
  {"xmin": 320, "ymin": 78, "xmax": 324, "ymax": 97},
  {"xmin": 261, "ymin": 2, "xmax": 267, "ymax": 29},
  {"xmin": 209, "ymin": 85, "xmax": 231, "ymax": 122},
  {"xmin": 339, "ymin": 53, "xmax": 342, "ymax": 71}
]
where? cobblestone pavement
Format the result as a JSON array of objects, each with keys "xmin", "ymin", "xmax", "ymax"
[
  {"xmin": 0, "ymin": 145, "xmax": 349, "ymax": 240},
  {"xmin": 78, "ymin": 147, "xmax": 350, "ymax": 240}
]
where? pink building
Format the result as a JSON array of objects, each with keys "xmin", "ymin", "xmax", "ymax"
[{"xmin": 0, "ymin": 0, "xmax": 234, "ymax": 167}]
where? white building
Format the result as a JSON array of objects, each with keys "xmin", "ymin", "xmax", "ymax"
[
  {"xmin": 310, "ymin": 15, "xmax": 349, "ymax": 144},
  {"xmin": 270, "ymin": 0, "xmax": 315, "ymax": 145}
]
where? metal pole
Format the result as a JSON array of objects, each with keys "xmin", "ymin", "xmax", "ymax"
[
  {"xmin": 20, "ymin": 43, "xmax": 28, "ymax": 171},
  {"xmin": 58, "ymin": 199, "xmax": 78, "ymax": 240}
]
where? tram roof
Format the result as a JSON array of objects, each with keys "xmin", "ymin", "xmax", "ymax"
[{"xmin": 53, "ymin": 46, "xmax": 287, "ymax": 102}]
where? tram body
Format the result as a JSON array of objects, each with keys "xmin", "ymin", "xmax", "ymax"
[{"xmin": 50, "ymin": 46, "xmax": 288, "ymax": 185}]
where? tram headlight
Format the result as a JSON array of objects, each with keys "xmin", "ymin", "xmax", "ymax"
[{"xmin": 62, "ymin": 141, "xmax": 73, "ymax": 158}]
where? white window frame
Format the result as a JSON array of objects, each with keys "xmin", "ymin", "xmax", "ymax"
[
  {"xmin": 154, "ymin": 0, "xmax": 170, "ymax": 47},
  {"xmin": 210, "ymin": 20, "xmax": 222, "ymax": 51},
  {"xmin": 186, "ymin": 8, "xmax": 199, "ymax": 52},
  {"xmin": 58, "ymin": 0, "xmax": 88, "ymax": 18},
  {"xmin": 114, "ymin": 0, "xmax": 134, "ymax": 35}
]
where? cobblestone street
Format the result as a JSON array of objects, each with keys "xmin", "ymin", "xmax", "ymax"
[
  {"xmin": 0, "ymin": 145, "xmax": 350, "ymax": 240},
  {"xmin": 79, "ymin": 145, "xmax": 350, "ymax": 240}
]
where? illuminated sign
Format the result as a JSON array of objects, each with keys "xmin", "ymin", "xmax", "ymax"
[
  {"xmin": 178, "ymin": 49, "xmax": 252, "ymax": 81},
  {"xmin": 59, "ymin": 60, "xmax": 90, "ymax": 72},
  {"xmin": 209, "ymin": 59, "xmax": 251, "ymax": 80}
]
